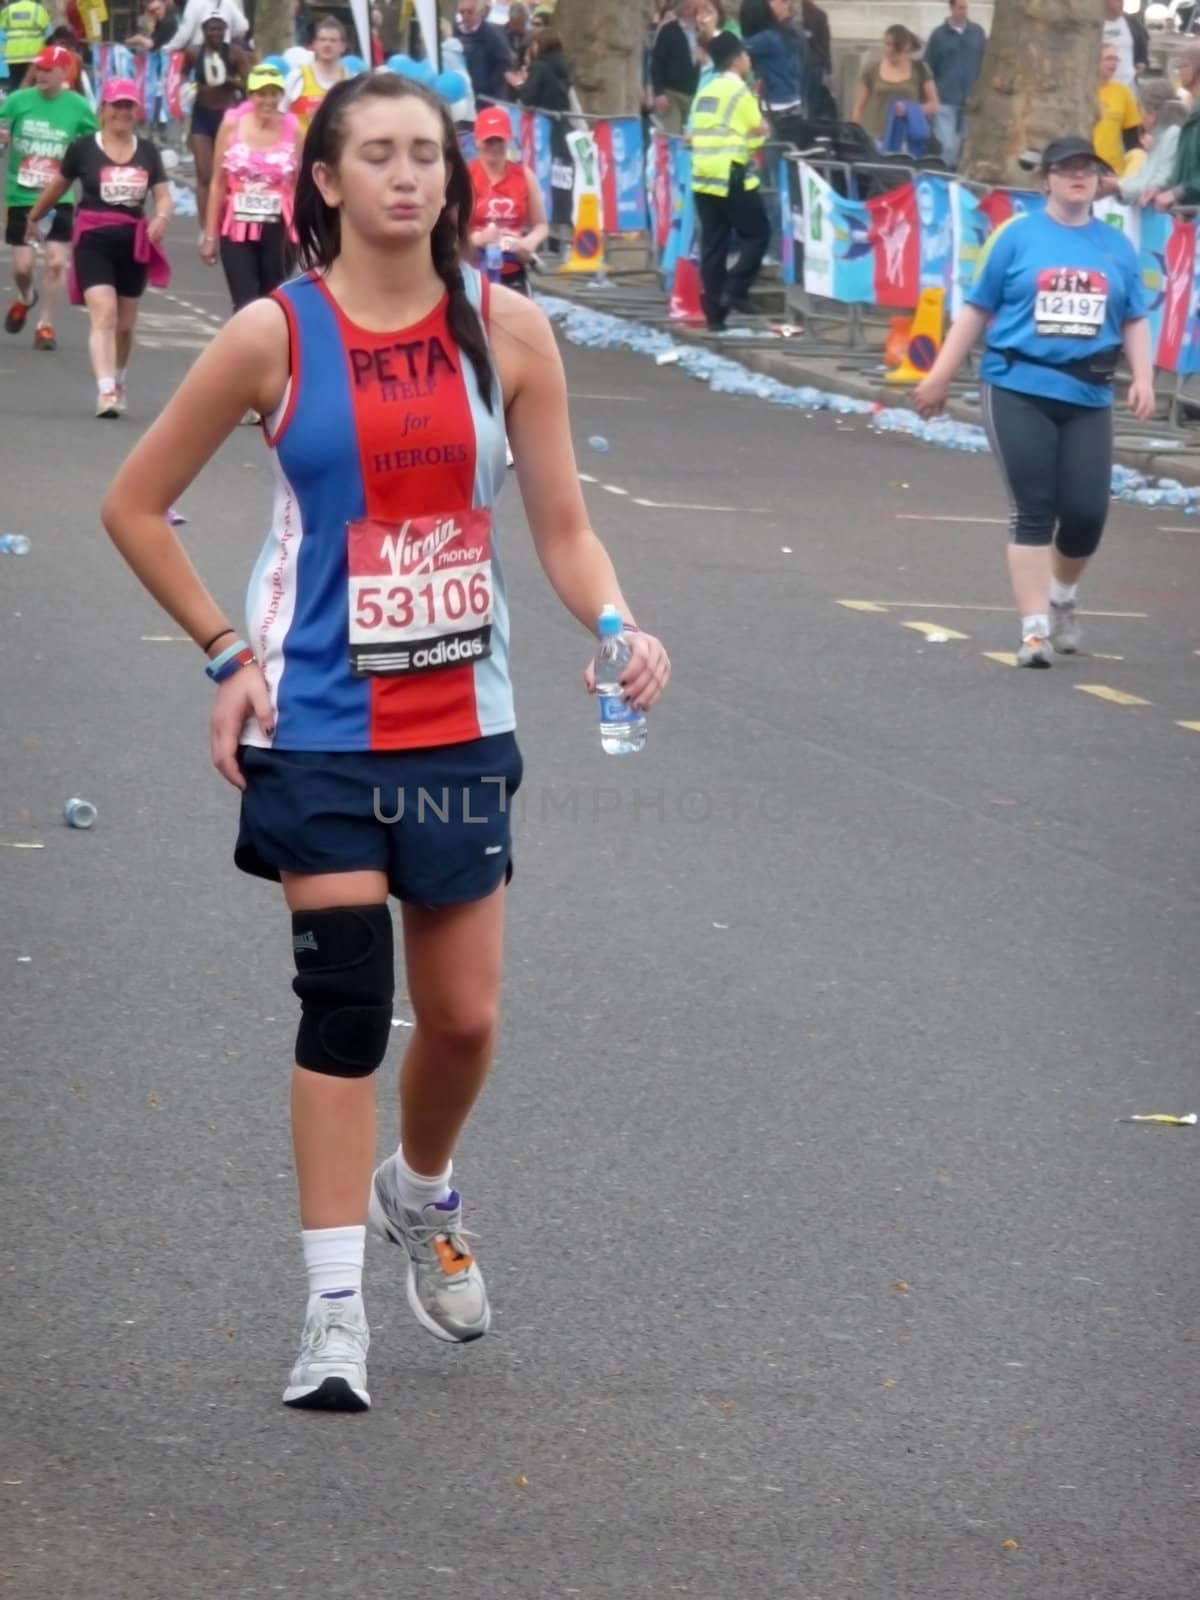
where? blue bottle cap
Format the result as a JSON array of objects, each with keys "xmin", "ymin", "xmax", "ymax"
[{"xmin": 597, "ymin": 606, "xmax": 622, "ymax": 637}]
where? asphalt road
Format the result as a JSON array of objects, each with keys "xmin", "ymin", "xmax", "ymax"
[{"xmin": 3, "ymin": 229, "xmax": 1198, "ymax": 1600}]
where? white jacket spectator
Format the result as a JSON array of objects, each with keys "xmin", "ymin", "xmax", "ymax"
[{"xmin": 162, "ymin": 0, "xmax": 249, "ymax": 51}]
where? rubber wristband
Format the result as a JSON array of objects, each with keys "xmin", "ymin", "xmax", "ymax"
[
  {"xmin": 202, "ymin": 626, "xmax": 236, "ymax": 653},
  {"xmin": 208, "ymin": 647, "xmax": 255, "ymax": 685},
  {"xmin": 205, "ymin": 640, "xmax": 253, "ymax": 681}
]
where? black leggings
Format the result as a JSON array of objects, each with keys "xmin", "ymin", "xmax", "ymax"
[
  {"xmin": 219, "ymin": 223, "xmax": 290, "ymax": 312},
  {"xmin": 981, "ymin": 383, "xmax": 1113, "ymax": 560},
  {"xmin": 694, "ymin": 168, "xmax": 771, "ymax": 312}
]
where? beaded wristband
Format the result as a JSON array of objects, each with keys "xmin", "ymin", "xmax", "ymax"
[{"xmin": 205, "ymin": 640, "xmax": 255, "ymax": 683}]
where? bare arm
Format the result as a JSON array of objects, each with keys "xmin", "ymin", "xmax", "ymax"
[
  {"xmin": 913, "ymin": 304, "xmax": 989, "ymax": 416},
  {"xmin": 491, "ymin": 289, "xmax": 670, "ymax": 709},
  {"xmin": 1123, "ymin": 316, "xmax": 1154, "ymax": 419},
  {"xmin": 204, "ymin": 116, "xmax": 233, "ymax": 244},
  {"xmin": 515, "ymin": 166, "xmax": 549, "ymax": 258},
  {"xmin": 26, "ymin": 173, "xmax": 72, "ymax": 225}
]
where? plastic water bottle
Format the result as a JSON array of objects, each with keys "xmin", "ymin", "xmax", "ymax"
[
  {"xmin": 63, "ymin": 796, "xmax": 98, "ymax": 829},
  {"xmin": 485, "ymin": 239, "xmax": 503, "ymax": 283},
  {"xmin": 0, "ymin": 533, "xmax": 31, "ymax": 554},
  {"xmin": 593, "ymin": 605, "xmax": 647, "ymax": 755}
]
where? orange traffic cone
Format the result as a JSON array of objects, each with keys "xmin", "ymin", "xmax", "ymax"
[
  {"xmin": 561, "ymin": 192, "xmax": 607, "ymax": 275},
  {"xmin": 885, "ymin": 288, "xmax": 945, "ymax": 383},
  {"xmin": 669, "ymin": 255, "xmax": 705, "ymax": 323},
  {"xmin": 884, "ymin": 315, "xmax": 912, "ymax": 370}
]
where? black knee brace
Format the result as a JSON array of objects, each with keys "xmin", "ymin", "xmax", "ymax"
[{"xmin": 291, "ymin": 904, "xmax": 395, "ymax": 1078}]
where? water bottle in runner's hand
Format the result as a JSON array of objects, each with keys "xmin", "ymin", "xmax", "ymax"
[
  {"xmin": 593, "ymin": 605, "xmax": 647, "ymax": 754},
  {"xmin": 485, "ymin": 239, "xmax": 503, "ymax": 282}
]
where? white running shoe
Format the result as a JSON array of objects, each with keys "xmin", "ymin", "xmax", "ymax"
[
  {"xmin": 1017, "ymin": 633, "xmax": 1053, "ymax": 668},
  {"xmin": 282, "ymin": 1291, "xmax": 370, "ymax": 1412},
  {"xmin": 368, "ymin": 1160, "xmax": 491, "ymax": 1343},
  {"xmin": 113, "ymin": 381, "xmax": 127, "ymax": 415},
  {"xmin": 1049, "ymin": 600, "xmax": 1082, "ymax": 654},
  {"xmin": 95, "ymin": 390, "xmax": 120, "ymax": 419}
]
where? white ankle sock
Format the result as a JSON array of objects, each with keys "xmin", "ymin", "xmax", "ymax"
[
  {"xmin": 392, "ymin": 1149, "xmax": 453, "ymax": 1211},
  {"xmin": 1022, "ymin": 613, "xmax": 1050, "ymax": 639},
  {"xmin": 114, "ymin": 367, "xmax": 127, "ymax": 387},
  {"xmin": 98, "ymin": 377, "xmax": 116, "ymax": 395},
  {"xmin": 301, "ymin": 1224, "xmax": 365, "ymax": 1309},
  {"xmin": 1050, "ymin": 578, "xmax": 1078, "ymax": 606}
]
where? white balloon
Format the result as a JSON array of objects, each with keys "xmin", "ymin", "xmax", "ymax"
[{"xmin": 283, "ymin": 46, "xmax": 313, "ymax": 67}]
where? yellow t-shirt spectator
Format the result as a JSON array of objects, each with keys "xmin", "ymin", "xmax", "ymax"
[{"xmin": 1094, "ymin": 81, "xmax": 1141, "ymax": 177}]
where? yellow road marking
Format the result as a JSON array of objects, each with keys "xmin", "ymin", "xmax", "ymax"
[
  {"xmin": 901, "ymin": 620, "xmax": 970, "ymax": 641},
  {"xmin": 836, "ymin": 600, "xmax": 1147, "ymax": 618},
  {"xmin": 0, "ymin": 841, "xmax": 45, "ymax": 849},
  {"xmin": 1075, "ymin": 684, "xmax": 1151, "ymax": 707},
  {"xmin": 983, "ymin": 651, "xmax": 1018, "ymax": 667},
  {"xmin": 141, "ymin": 635, "xmax": 191, "ymax": 642},
  {"xmin": 1178, "ymin": 721, "xmax": 1200, "ymax": 733},
  {"xmin": 895, "ymin": 513, "xmax": 1007, "ymax": 525}
]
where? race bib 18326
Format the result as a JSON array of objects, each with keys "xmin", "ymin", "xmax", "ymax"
[
  {"xmin": 232, "ymin": 184, "xmax": 282, "ymax": 223},
  {"xmin": 1034, "ymin": 267, "xmax": 1108, "ymax": 339},
  {"xmin": 347, "ymin": 510, "xmax": 493, "ymax": 677}
]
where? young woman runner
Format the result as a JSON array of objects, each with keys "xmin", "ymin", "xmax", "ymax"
[
  {"xmin": 202, "ymin": 61, "xmax": 304, "ymax": 310},
  {"xmin": 101, "ymin": 73, "xmax": 671, "ymax": 1413},
  {"xmin": 27, "ymin": 76, "xmax": 172, "ymax": 416},
  {"xmin": 915, "ymin": 137, "xmax": 1153, "ymax": 665}
]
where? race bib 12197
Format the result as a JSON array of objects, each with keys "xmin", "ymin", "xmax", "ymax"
[{"xmin": 1034, "ymin": 267, "xmax": 1108, "ymax": 339}]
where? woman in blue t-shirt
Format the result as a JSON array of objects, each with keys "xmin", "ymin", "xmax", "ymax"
[{"xmin": 915, "ymin": 137, "xmax": 1154, "ymax": 667}]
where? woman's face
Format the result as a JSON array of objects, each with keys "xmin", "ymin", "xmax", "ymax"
[
  {"xmin": 769, "ymin": 0, "xmax": 792, "ymax": 20},
  {"xmin": 251, "ymin": 85, "xmax": 283, "ymax": 114},
  {"xmin": 106, "ymin": 98, "xmax": 138, "ymax": 132},
  {"xmin": 1099, "ymin": 46, "xmax": 1118, "ymax": 82},
  {"xmin": 695, "ymin": 1, "xmax": 719, "ymax": 41},
  {"xmin": 883, "ymin": 32, "xmax": 907, "ymax": 62},
  {"xmin": 315, "ymin": 94, "xmax": 449, "ymax": 248},
  {"xmin": 1047, "ymin": 155, "xmax": 1102, "ymax": 205}
]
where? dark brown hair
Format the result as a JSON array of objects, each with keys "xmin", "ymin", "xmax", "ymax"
[
  {"xmin": 532, "ymin": 24, "xmax": 563, "ymax": 55},
  {"xmin": 884, "ymin": 24, "xmax": 921, "ymax": 51},
  {"xmin": 294, "ymin": 74, "xmax": 495, "ymax": 412}
]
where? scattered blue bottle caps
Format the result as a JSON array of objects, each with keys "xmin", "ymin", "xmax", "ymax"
[
  {"xmin": 0, "ymin": 533, "xmax": 31, "ymax": 554},
  {"xmin": 588, "ymin": 435, "xmax": 610, "ymax": 453}
]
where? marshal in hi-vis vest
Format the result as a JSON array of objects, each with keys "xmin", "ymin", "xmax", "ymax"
[
  {"xmin": 689, "ymin": 73, "xmax": 764, "ymax": 198},
  {"xmin": 0, "ymin": 0, "xmax": 51, "ymax": 65}
]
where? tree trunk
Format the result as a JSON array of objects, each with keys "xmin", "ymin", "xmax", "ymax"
[
  {"xmin": 552, "ymin": 0, "xmax": 650, "ymax": 117},
  {"xmin": 961, "ymin": 0, "xmax": 1105, "ymax": 185},
  {"xmin": 253, "ymin": 0, "xmax": 293, "ymax": 58}
]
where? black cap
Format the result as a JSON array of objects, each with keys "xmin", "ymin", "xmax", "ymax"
[
  {"xmin": 1041, "ymin": 136, "xmax": 1113, "ymax": 174},
  {"xmin": 706, "ymin": 30, "xmax": 745, "ymax": 72}
]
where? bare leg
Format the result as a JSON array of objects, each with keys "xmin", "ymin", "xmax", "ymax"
[
  {"xmin": 10, "ymin": 242, "xmax": 35, "ymax": 303},
  {"xmin": 282, "ymin": 869, "xmax": 389, "ymax": 1229},
  {"xmin": 1051, "ymin": 550, "xmax": 1089, "ymax": 587},
  {"xmin": 115, "ymin": 294, "xmax": 140, "ymax": 373},
  {"xmin": 83, "ymin": 285, "xmax": 117, "ymax": 384},
  {"xmin": 190, "ymin": 130, "xmax": 214, "ymax": 236},
  {"xmin": 397, "ymin": 885, "xmax": 507, "ymax": 1177},
  {"xmin": 40, "ymin": 241, "xmax": 70, "ymax": 330}
]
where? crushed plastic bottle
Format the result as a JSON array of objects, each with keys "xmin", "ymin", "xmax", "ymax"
[
  {"xmin": 588, "ymin": 435, "xmax": 610, "ymax": 453},
  {"xmin": 0, "ymin": 534, "xmax": 31, "ymax": 554}
]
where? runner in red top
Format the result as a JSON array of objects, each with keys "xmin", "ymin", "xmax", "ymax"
[
  {"xmin": 101, "ymin": 74, "xmax": 670, "ymax": 1414},
  {"xmin": 467, "ymin": 105, "xmax": 548, "ymax": 297}
]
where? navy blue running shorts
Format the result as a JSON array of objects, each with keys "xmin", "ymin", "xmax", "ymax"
[{"xmin": 235, "ymin": 733, "xmax": 523, "ymax": 906}]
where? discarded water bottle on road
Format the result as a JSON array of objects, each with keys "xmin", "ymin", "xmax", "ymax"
[
  {"xmin": 593, "ymin": 605, "xmax": 647, "ymax": 755},
  {"xmin": 0, "ymin": 534, "xmax": 32, "ymax": 554},
  {"xmin": 63, "ymin": 797, "xmax": 98, "ymax": 829},
  {"xmin": 485, "ymin": 239, "xmax": 503, "ymax": 282}
]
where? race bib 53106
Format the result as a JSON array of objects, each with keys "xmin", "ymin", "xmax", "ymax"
[
  {"xmin": 1035, "ymin": 267, "xmax": 1108, "ymax": 339},
  {"xmin": 347, "ymin": 510, "xmax": 493, "ymax": 677}
]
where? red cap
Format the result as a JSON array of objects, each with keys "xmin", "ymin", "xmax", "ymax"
[
  {"xmin": 473, "ymin": 107, "xmax": 511, "ymax": 144},
  {"xmin": 33, "ymin": 44, "xmax": 75, "ymax": 71}
]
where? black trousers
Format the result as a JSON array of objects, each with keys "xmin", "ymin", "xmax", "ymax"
[
  {"xmin": 694, "ymin": 168, "xmax": 770, "ymax": 322},
  {"xmin": 981, "ymin": 383, "xmax": 1113, "ymax": 559},
  {"xmin": 219, "ymin": 222, "xmax": 290, "ymax": 312}
]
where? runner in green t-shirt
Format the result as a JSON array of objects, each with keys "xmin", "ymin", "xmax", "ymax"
[{"xmin": 0, "ymin": 44, "xmax": 97, "ymax": 350}]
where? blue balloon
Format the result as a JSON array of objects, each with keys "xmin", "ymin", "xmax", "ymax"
[
  {"xmin": 407, "ymin": 56, "xmax": 436, "ymax": 86},
  {"xmin": 433, "ymin": 70, "xmax": 467, "ymax": 104},
  {"xmin": 263, "ymin": 54, "xmax": 289, "ymax": 75},
  {"xmin": 341, "ymin": 52, "xmax": 365, "ymax": 75},
  {"xmin": 386, "ymin": 52, "xmax": 419, "ymax": 77}
]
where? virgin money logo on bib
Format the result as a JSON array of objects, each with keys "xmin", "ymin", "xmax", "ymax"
[
  {"xmin": 1035, "ymin": 267, "xmax": 1108, "ymax": 339},
  {"xmin": 347, "ymin": 510, "xmax": 494, "ymax": 677},
  {"xmin": 100, "ymin": 165, "xmax": 149, "ymax": 206}
]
